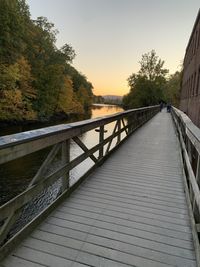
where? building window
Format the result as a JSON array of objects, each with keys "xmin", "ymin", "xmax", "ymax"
[
  {"xmin": 193, "ymin": 37, "xmax": 195, "ymax": 55},
  {"xmin": 193, "ymin": 72, "xmax": 196, "ymax": 95},
  {"xmin": 197, "ymin": 67, "xmax": 200, "ymax": 95},
  {"xmin": 195, "ymin": 30, "xmax": 198, "ymax": 51},
  {"xmin": 191, "ymin": 75, "xmax": 194, "ymax": 96},
  {"xmin": 198, "ymin": 26, "xmax": 200, "ymax": 47}
]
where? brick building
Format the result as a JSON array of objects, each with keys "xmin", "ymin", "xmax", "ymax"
[{"xmin": 180, "ymin": 9, "xmax": 200, "ymax": 127}]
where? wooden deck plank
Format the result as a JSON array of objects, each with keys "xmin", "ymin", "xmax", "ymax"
[
  {"xmin": 83, "ymin": 175, "xmax": 186, "ymax": 194},
  {"xmin": 44, "ymin": 216, "xmax": 195, "ymax": 258},
  {"xmin": 31, "ymin": 227, "xmax": 196, "ymax": 267},
  {"xmin": 7, "ymin": 246, "xmax": 87, "ymax": 267},
  {"xmin": 1, "ymin": 112, "xmax": 197, "ymax": 266},
  {"xmin": 22, "ymin": 234, "xmax": 173, "ymax": 267},
  {"xmin": 18, "ymin": 239, "xmax": 132, "ymax": 267},
  {"xmin": 49, "ymin": 210, "xmax": 193, "ymax": 249},
  {"xmin": 61, "ymin": 197, "xmax": 190, "ymax": 223},
  {"xmin": 81, "ymin": 179, "xmax": 186, "ymax": 196},
  {"xmin": 55, "ymin": 207, "xmax": 192, "ymax": 240},
  {"xmin": 36, "ymin": 223, "xmax": 195, "ymax": 267},
  {"xmin": 73, "ymin": 185, "xmax": 187, "ymax": 210},
  {"xmin": 62, "ymin": 200, "xmax": 189, "ymax": 228},
  {"xmin": 52, "ymin": 209, "xmax": 192, "ymax": 241},
  {"xmin": 74, "ymin": 185, "xmax": 187, "ymax": 208},
  {"xmin": 86, "ymin": 173, "xmax": 185, "ymax": 188},
  {"xmin": 1, "ymin": 256, "xmax": 46, "ymax": 267},
  {"xmin": 75, "ymin": 184, "xmax": 187, "ymax": 206}
]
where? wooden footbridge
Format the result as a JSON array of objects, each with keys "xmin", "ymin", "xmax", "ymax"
[{"xmin": 0, "ymin": 106, "xmax": 200, "ymax": 267}]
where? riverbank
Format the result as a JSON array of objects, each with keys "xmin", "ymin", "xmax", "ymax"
[
  {"xmin": 0, "ymin": 110, "xmax": 92, "ymax": 129},
  {"xmin": 0, "ymin": 111, "xmax": 92, "ymax": 137}
]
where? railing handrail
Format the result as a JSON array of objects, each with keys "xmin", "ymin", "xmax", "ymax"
[
  {"xmin": 171, "ymin": 106, "xmax": 200, "ymax": 266},
  {"xmin": 0, "ymin": 105, "xmax": 158, "ymax": 165},
  {"xmin": 172, "ymin": 107, "xmax": 200, "ymax": 153},
  {"xmin": 0, "ymin": 105, "xmax": 157, "ymax": 149}
]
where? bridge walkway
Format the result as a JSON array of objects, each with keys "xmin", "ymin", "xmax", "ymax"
[{"xmin": 1, "ymin": 111, "xmax": 196, "ymax": 267}]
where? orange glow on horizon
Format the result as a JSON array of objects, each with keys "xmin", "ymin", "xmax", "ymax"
[
  {"xmin": 89, "ymin": 76, "xmax": 130, "ymax": 97},
  {"xmin": 93, "ymin": 86, "xmax": 129, "ymax": 96}
]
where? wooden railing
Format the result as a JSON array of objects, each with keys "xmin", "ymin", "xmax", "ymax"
[
  {"xmin": 172, "ymin": 107, "xmax": 200, "ymax": 265},
  {"xmin": 0, "ymin": 105, "xmax": 159, "ymax": 260}
]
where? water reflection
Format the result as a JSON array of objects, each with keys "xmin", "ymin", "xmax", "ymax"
[
  {"xmin": 91, "ymin": 104, "xmax": 123, "ymax": 118},
  {"xmin": 0, "ymin": 104, "xmax": 123, "ymax": 205},
  {"xmin": 67, "ymin": 104, "xmax": 124, "ymax": 186}
]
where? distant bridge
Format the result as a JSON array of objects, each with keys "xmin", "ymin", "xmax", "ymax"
[{"xmin": 0, "ymin": 106, "xmax": 200, "ymax": 267}]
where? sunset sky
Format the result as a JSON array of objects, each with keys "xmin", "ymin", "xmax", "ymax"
[{"xmin": 27, "ymin": 0, "xmax": 199, "ymax": 96}]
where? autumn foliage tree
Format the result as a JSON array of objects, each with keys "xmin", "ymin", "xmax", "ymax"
[{"xmin": 0, "ymin": 0, "xmax": 93, "ymax": 122}]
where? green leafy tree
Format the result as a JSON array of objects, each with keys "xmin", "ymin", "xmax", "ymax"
[
  {"xmin": 0, "ymin": 0, "xmax": 29, "ymax": 64},
  {"xmin": 138, "ymin": 50, "xmax": 168, "ymax": 81},
  {"xmin": 123, "ymin": 50, "xmax": 168, "ymax": 109},
  {"xmin": 165, "ymin": 71, "xmax": 181, "ymax": 107},
  {"xmin": 60, "ymin": 44, "xmax": 76, "ymax": 63}
]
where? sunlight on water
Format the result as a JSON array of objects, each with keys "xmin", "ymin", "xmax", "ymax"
[{"xmin": 91, "ymin": 104, "xmax": 123, "ymax": 118}]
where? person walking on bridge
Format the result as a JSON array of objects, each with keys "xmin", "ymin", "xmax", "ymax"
[{"xmin": 159, "ymin": 101, "xmax": 164, "ymax": 112}]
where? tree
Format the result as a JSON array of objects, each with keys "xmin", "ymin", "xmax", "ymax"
[
  {"xmin": 56, "ymin": 76, "xmax": 84, "ymax": 114},
  {"xmin": 0, "ymin": 0, "xmax": 93, "ymax": 122},
  {"xmin": 0, "ymin": 0, "xmax": 30, "ymax": 64},
  {"xmin": 33, "ymin": 16, "xmax": 58, "ymax": 44},
  {"xmin": 165, "ymin": 71, "xmax": 181, "ymax": 107},
  {"xmin": 16, "ymin": 57, "xmax": 36, "ymax": 100},
  {"xmin": 0, "ymin": 63, "xmax": 20, "ymax": 90},
  {"xmin": 123, "ymin": 50, "xmax": 169, "ymax": 109},
  {"xmin": 138, "ymin": 50, "xmax": 168, "ymax": 81},
  {"xmin": 60, "ymin": 44, "xmax": 76, "ymax": 63},
  {"xmin": 77, "ymin": 85, "xmax": 93, "ymax": 109}
]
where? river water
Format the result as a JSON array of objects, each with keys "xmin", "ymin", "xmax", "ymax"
[{"xmin": 0, "ymin": 104, "xmax": 123, "ymax": 205}]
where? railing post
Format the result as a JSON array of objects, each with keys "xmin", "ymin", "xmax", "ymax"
[
  {"xmin": 117, "ymin": 120, "xmax": 121, "ymax": 144},
  {"xmin": 129, "ymin": 113, "xmax": 135, "ymax": 134},
  {"xmin": 61, "ymin": 139, "xmax": 70, "ymax": 191},
  {"xmin": 99, "ymin": 126, "xmax": 104, "ymax": 159},
  {"xmin": 127, "ymin": 115, "xmax": 132, "ymax": 135},
  {"xmin": 193, "ymin": 155, "xmax": 200, "ymax": 222},
  {"xmin": 187, "ymin": 138, "xmax": 192, "ymax": 163}
]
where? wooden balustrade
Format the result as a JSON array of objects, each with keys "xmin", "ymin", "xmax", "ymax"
[
  {"xmin": 172, "ymin": 107, "xmax": 200, "ymax": 263},
  {"xmin": 0, "ymin": 105, "xmax": 159, "ymax": 259}
]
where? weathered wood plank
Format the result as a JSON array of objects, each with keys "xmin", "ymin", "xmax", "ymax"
[
  {"xmin": 1, "ymin": 111, "xmax": 197, "ymax": 267},
  {"xmin": 1, "ymin": 256, "xmax": 46, "ymax": 267},
  {"xmin": 57, "ymin": 205, "xmax": 192, "ymax": 233},
  {"xmin": 72, "ymin": 187, "xmax": 187, "ymax": 210},
  {"xmin": 50, "ymin": 210, "xmax": 193, "ymax": 249},
  {"xmin": 55, "ymin": 207, "xmax": 192, "ymax": 240},
  {"xmin": 66, "ymin": 194, "xmax": 190, "ymax": 219},
  {"xmin": 0, "ymin": 106, "xmax": 158, "ymax": 164}
]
